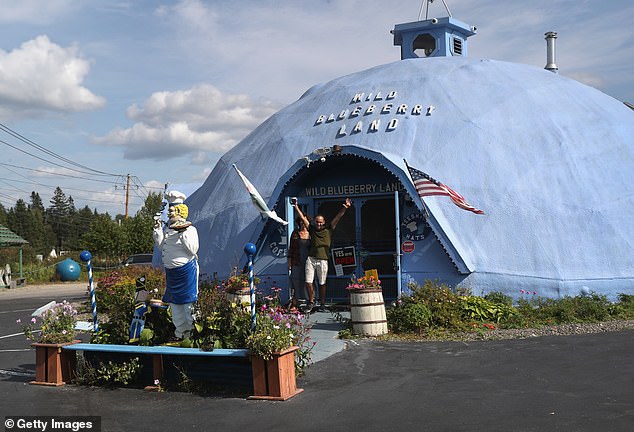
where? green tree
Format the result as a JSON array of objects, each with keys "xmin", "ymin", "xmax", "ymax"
[
  {"xmin": 82, "ymin": 214, "xmax": 126, "ymax": 261},
  {"xmin": 28, "ymin": 192, "xmax": 56, "ymax": 254},
  {"xmin": 7, "ymin": 199, "xmax": 29, "ymax": 239},
  {"xmin": 0, "ymin": 203, "xmax": 7, "ymax": 226},
  {"xmin": 46, "ymin": 187, "xmax": 75, "ymax": 251},
  {"xmin": 120, "ymin": 192, "xmax": 163, "ymax": 256}
]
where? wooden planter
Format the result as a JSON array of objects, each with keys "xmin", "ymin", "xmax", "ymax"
[
  {"xmin": 249, "ymin": 346, "xmax": 303, "ymax": 401},
  {"xmin": 349, "ymin": 289, "xmax": 388, "ymax": 336},
  {"xmin": 226, "ymin": 286, "xmax": 253, "ymax": 311},
  {"xmin": 31, "ymin": 340, "xmax": 80, "ymax": 386}
]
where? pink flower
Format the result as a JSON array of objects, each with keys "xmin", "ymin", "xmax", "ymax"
[{"xmin": 15, "ymin": 319, "xmax": 21, "ymax": 324}]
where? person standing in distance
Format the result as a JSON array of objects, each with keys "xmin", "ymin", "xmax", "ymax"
[{"xmin": 292, "ymin": 197, "xmax": 351, "ymax": 312}]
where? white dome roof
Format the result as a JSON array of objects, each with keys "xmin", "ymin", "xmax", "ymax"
[{"xmin": 187, "ymin": 55, "xmax": 634, "ymax": 299}]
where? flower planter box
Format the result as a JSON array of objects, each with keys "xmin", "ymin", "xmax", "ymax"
[
  {"xmin": 31, "ymin": 340, "xmax": 81, "ymax": 386},
  {"xmin": 63, "ymin": 344, "xmax": 252, "ymax": 392},
  {"xmin": 249, "ymin": 346, "xmax": 303, "ymax": 401},
  {"xmin": 349, "ymin": 289, "xmax": 388, "ymax": 336}
]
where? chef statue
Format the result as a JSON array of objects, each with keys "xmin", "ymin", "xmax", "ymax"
[{"xmin": 153, "ymin": 190, "xmax": 199, "ymax": 342}]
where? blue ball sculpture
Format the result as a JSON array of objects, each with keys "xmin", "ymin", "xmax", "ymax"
[
  {"xmin": 244, "ymin": 243, "xmax": 257, "ymax": 256},
  {"xmin": 79, "ymin": 250, "xmax": 92, "ymax": 262},
  {"xmin": 56, "ymin": 258, "xmax": 81, "ymax": 281}
]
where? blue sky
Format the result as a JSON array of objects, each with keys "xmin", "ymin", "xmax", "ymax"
[{"xmin": 0, "ymin": 0, "xmax": 632, "ymax": 216}]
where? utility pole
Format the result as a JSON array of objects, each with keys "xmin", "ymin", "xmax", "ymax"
[{"xmin": 125, "ymin": 174, "xmax": 130, "ymax": 218}]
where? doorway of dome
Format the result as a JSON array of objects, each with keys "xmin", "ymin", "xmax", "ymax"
[{"xmin": 305, "ymin": 194, "xmax": 399, "ymax": 303}]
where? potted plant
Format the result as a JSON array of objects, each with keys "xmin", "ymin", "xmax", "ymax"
[
  {"xmin": 20, "ymin": 300, "xmax": 81, "ymax": 386},
  {"xmin": 225, "ymin": 272, "xmax": 260, "ymax": 292},
  {"xmin": 225, "ymin": 271, "xmax": 260, "ymax": 310},
  {"xmin": 346, "ymin": 275, "xmax": 388, "ymax": 336},
  {"xmin": 246, "ymin": 304, "xmax": 306, "ymax": 400}
]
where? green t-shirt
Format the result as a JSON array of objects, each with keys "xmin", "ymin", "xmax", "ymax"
[{"xmin": 309, "ymin": 225, "xmax": 334, "ymax": 260}]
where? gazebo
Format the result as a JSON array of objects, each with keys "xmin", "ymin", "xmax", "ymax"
[{"xmin": 0, "ymin": 224, "xmax": 28, "ymax": 286}]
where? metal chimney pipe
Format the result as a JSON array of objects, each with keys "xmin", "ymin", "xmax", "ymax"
[{"xmin": 544, "ymin": 31, "xmax": 558, "ymax": 73}]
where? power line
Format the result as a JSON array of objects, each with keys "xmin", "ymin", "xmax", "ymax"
[
  {"xmin": 0, "ymin": 122, "xmax": 119, "ymax": 177},
  {"xmin": 0, "ymin": 162, "xmax": 123, "ymax": 185}
]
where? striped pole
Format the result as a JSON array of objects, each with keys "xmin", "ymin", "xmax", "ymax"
[
  {"xmin": 80, "ymin": 250, "xmax": 98, "ymax": 332},
  {"xmin": 244, "ymin": 243, "xmax": 257, "ymax": 332}
]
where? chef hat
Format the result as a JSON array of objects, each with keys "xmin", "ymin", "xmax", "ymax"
[{"xmin": 165, "ymin": 190, "xmax": 187, "ymax": 206}]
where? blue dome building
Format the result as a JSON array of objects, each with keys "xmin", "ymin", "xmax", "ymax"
[{"xmin": 187, "ymin": 14, "xmax": 634, "ymax": 302}]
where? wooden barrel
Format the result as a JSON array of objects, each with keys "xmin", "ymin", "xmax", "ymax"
[
  {"xmin": 349, "ymin": 289, "xmax": 388, "ymax": 336},
  {"xmin": 226, "ymin": 287, "xmax": 252, "ymax": 311}
]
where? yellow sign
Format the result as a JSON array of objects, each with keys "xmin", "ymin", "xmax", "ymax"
[{"xmin": 364, "ymin": 269, "xmax": 379, "ymax": 280}]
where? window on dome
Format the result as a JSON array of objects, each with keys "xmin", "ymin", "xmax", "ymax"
[{"xmin": 412, "ymin": 34, "xmax": 436, "ymax": 57}]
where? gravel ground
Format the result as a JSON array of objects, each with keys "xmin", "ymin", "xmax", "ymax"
[{"xmin": 420, "ymin": 320, "xmax": 634, "ymax": 342}]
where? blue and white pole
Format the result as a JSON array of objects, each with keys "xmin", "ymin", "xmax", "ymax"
[
  {"xmin": 80, "ymin": 250, "xmax": 98, "ymax": 332},
  {"xmin": 244, "ymin": 243, "xmax": 257, "ymax": 332}
]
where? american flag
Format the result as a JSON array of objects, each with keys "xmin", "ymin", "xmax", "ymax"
[{"xmin": 406, "ymin": 163, "xmax": 484, "ymax": 215}]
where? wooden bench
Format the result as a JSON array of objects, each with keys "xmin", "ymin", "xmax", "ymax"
[{"xmin": 63, "ymin": 344, "xmax": 251, "ymax": 391}]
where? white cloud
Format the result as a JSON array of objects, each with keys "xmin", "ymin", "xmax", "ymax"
[
  {"xmin": 94, "ymin": 84, "xmax": 279, "ymax": 162},
  {"xmin": 0, "ymin": 35, "xmax": 105, "ymax": 118}
]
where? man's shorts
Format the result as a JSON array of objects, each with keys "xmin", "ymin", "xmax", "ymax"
[{"xmin": 305, "ymin": 256, "xmax": 328, "ymax": 285}]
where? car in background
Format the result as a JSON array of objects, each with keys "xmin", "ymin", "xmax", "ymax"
[{"xmin": 122, "ymin": 253, "xmax": 154, "ymax": 267}]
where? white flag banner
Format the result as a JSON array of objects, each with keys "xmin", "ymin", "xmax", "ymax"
[{"xmin": 233, "ymin": 164, "xmax": 288, "ymax": 225}]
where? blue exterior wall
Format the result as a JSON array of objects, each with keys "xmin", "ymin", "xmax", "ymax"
[{"xmin": 187, "ymin": 55, "xmax": 634, "ymax": 301}]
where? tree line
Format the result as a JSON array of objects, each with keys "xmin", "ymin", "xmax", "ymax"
[{"xmin": 0, "ymin": 187, "xmax": 162, "ymax": 265}]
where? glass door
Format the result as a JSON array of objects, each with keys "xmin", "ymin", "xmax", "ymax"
[{"xmin": 314, "ymin": 195, "xmax": 398, "ymax": 301}]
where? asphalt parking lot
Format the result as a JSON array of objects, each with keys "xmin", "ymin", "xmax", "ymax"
[{"xmin": 1, "ymin": 284, "xmax": 633, "ymax": 431}]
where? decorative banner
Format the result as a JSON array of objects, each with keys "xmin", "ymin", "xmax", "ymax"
[
  {"xmin": 402, "ymin": 240, "xmax": 415, "ymax": 253},
  {"xmin": 331, "ymin": 246, "xmax": 356, "ymax": 267},
  {"xmin": 401, "ymin": 212, "xmax": 431, "ymax": 241}
]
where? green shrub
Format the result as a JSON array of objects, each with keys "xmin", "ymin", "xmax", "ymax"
[
  {"xmin": 408, "ymin": 280, "xmax": 470, "ymax": 331},
  {"xmin": 75, "ymin": 356, "xmax": 142, "ymax": 387},
  {"xmin": 459, "ymin": 295, "xmax": 517, "ymax": 323},
  {"xmin": 387, "ymin": 298, "xmax": 431, "ymax": 333},
  {"xmin": 92, "ymin": 267, "xmax": 169, "ymax": 345},
  {"xmin": 483, "ymin": 291, "xmax": 513, "ymax": 306},
  {"xmin": 609, "ymin": 293, "xmax": 634, "ymax": 319}
]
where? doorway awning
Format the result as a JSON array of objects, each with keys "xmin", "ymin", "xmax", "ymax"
[{"xmin": 265, "ymin": 144, "xmax": 471, "ymax": 274}]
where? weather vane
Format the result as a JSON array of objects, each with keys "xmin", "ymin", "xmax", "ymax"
[{"xmin": 418, "ymin": 0, "xmax": 452, "ymax": 21}]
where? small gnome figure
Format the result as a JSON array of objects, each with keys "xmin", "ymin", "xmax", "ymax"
[{"xmin": 153, "ymin": 190, "xmax": 199, "ymax": 342}]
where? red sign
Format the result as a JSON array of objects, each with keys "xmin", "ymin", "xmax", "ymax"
[{"xmin": 402, "ymin": 240, "xmax": 415, "ymax": 253}]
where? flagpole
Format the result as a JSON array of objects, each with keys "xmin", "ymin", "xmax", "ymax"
[{"xmin": 403, "ymin": 159, "xmax": 431, "ymax": 220}]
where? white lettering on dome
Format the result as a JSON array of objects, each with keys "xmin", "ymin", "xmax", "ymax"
[
  {"xmin": 369, "ymin": 119, "xmax": 381, "ymax": 132},
  {"xmin": 314, "ymin": 90, "xmax": 427, "ymax": 138}
]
